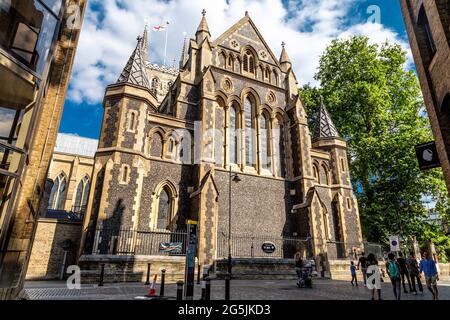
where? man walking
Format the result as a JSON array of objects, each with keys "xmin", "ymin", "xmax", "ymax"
[
  {"xmin": 406, "ymin": 252, "xmax": 423, "ymax": 295},
  {"xmin": 386, "ymin": 253, "xmax": 402, "ymax": 300},
  {"xmin": 419, "ymin": 250, "xmax": 439, "ymax": 300},
  {"xmin": 357, "ymin": 252, "xmax": 368, "ymax": 286},
  {"xmin": 397, "ymin": 252, "xmax": 412, "ymax": 293}
]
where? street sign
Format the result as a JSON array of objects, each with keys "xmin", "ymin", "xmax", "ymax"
[
  {"xmin": 261, "ymin": 242, "xmax": 276, "ymax": 254},
  {"xmin": 415, "ymin": 141, "xmax": 440, "ymax": 170},
  {"xmin": 184, "ymin": 221, "xmax": 197, "ymax": 299},
  {"xmin": 389, "ymin": 236, "xmax": 400, "ymax": 252}
]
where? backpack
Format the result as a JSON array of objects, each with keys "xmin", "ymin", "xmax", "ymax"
[{"xmin": 388, "ymin": 261, "xmax": 400, "ymax": 279}]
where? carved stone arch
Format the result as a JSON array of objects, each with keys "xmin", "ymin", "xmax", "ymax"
[
  {"xmin": 259, "ymin": 104, "xmax": 273, "ymax": 117},
  {"xmin": 215, "ymin": 92, "xmax": 228, "ymax": 107},
  {"xmin": 312, "ymin": 161, "xmax": 321, "ymax": 184},
  {"xmin": 240, "ymin": 87, "xmax": 262, "ymax": 108},
  {"xmin": 147, "ymin": 128, "xmax": 165, "ymax": 158},
  {"xmin": 228, "ymin": 95, "xmax": 242, "ymax": 111},
  {"xmin": 271, "ymin": 68, "xmax": 279, "ymax": 86},
  {"xmin": 150, "ymin": 179, "xmax": 180, "ymax": 230},
  {"xmin": 320, "ymin": 162, "xmax": 330, "ymax": 185}
]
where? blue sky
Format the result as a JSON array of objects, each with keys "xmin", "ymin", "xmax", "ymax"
[{"xmin": 59, "ymin": 0, "xmax": 412, "ymax": 140}]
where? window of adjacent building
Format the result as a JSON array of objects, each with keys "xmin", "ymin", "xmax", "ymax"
[
  {"xmin": 151, "ymin": 77, "xmax": 160, "ymax": 94},
  {"xmin": 0, "ymin": 0, "xmax": 63, "ymax": 75},
  {"xmin": 48, "ymin": 173, "xmax": 67, "ymax": 210},
  {"xmin": 156, "ymin": 186, "xmax": 171, "ymax": 230},
  {"xmin": 74, "ymin": 176, "xmax": 90, "ymax": 212},
  {"xmin": 245, "ymin": 97, "xmax": 255, "ymax": 166},
  {"xmin": 229, "ymin": 105, "xmax": 238, "ymax": 164},
  {"xmin": 418, "ymin": 5, "xmax": 437, "ymax": 61},
  {"xmin": 260, "ymin": 113, "xmax": 270, "ymax": 169}
]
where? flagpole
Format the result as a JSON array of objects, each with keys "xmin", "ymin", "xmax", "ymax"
[{"xmin": 164, "ymin": 21, "xmax": 170, "ymax": 66}]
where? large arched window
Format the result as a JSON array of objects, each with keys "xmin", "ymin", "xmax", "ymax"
[
  {"xmin": 274, "ymin": 119, "xmax": 286, "ymax": 177},
  {"xmin": 229, "ymin": 104, "xmax": 238, "ymax": 164},
  {"xmin": 151, "ymin": 182, "xmax": 177, "ymax": 230},
  {"xmin": 74, "ymin": 176, "xmax": 90, "ymax": 211},
  {"xmin": 48, "ymin": 173, "xmax": 67, "ymax": 210},
  {"xmin": 260, "ymin": 113, "xmax": 270, "ymax": 169},
  {"xmin": 245, "ymin": 97, "xmax": 255, "ymax": 166},
  {"xmin": 157, "ymin": 187, "xmax": 171, "ymax": 230},
  {"xmin": 417, "ymin": 5, "xmax": 437, "ymax": 62}
]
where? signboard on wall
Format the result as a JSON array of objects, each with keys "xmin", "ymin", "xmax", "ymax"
[
  {"xmin": 389, "ymin": 236, "xmax": 400, "ymax": 252},
  {"xmin": 415, "ymin": 141, "xmax": 440, "ymax": 170}
]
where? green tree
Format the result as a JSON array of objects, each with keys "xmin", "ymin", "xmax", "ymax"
[{"xmin": 301, "ymin": 36, "xmax": 449, "ymax": 252}]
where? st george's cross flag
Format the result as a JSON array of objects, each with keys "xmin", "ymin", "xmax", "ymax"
[{"xmin": 153, "ymin": 21, "xmax": 170, "ymax": 32}]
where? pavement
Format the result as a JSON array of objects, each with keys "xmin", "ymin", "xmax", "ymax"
[{"xmin": 23, "ymin": 278, "xmax": 450, "ymax": 300}]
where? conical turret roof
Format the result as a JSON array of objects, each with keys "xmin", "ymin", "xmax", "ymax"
[
  {"xmin": 117, "ymin": 34, "xmax": 150, "ymax": 89},
  {"xmin": 313, "ymin": 97, "xmax": 340, "ymax": 139}
]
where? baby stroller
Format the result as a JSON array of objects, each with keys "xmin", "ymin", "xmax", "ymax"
[{"xmin": 296, "ymin": 260, "xmax": 313, "ymax": 288}]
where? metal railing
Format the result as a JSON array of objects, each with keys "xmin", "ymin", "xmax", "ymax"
[
  {"xmin": 83, "ymin": 228, "xmax": 187, "ymax": 256},
  {"xmin": 217, "ymin": 232, "xmax": 312, "ymax": 259}
]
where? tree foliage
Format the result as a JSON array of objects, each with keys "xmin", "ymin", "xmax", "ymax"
[{"xmin": 300, "ymin": 36, "xmax": 449, "ymax": 257}]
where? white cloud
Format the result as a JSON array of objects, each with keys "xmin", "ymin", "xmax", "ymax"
[{"xmin": 68, "ymin": 0, "xmax": 412, "ymax": 105}]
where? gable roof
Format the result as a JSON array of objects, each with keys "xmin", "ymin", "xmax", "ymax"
[{"xmin": 211, "ymin": 14, "xmax": 281, "ymax": 68}]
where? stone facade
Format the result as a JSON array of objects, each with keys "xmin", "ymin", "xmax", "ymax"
[
  {"xmin": 25, "ymin": 219, "xmax": 82, "ymax": 280},
  {"xmin": 400, "ymin": 0, "xmax": 450, "ymax": 194},
  {"xmin": 81, "ymin": 12, "xmax": 363, "ymax": 275}
]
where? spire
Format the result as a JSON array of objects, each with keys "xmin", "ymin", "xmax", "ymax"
[
  {"xmin": 313, "ymin": 97, "xmax": 340, "ymax": 139},
  {"xmin": 179, "ymin": 32, "xmax": 188, "ymax": 69},
  {"xmin": 196, "ymin": 9, "xmax": 211, "ymax": 43},
  {"xmin": 280, "ymin": 41, "xmax": 292, "ymax": 72},
  {"xmin": 141, "ymin": 24, "xmax": 149, "ymax": 60},
  {"xmin": 117, "ymin": 35, "xmax": 151, "ymax": 89}
]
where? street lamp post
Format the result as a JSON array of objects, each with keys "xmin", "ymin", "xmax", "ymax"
[{"xmin": 228, "ymin": 165, "xmax": 241, "ymax": 276}]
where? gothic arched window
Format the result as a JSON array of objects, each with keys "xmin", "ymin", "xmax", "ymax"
[
  {"xmin": 48, "ymin": 173, "xmax": 67, "ymax": 210},
  {"xmin": 243, "ymin": 50, "xmax": 255, "ymax": 75},
  {"xmin": 260, "ymin": 113, "xmax": 270, "ymax": 169},
  {"xmin": 274, "ymin": 120, "xmax": 286, "ymax": 177},
  {"xmin": 150, "ymin": 132, "xmax": 163, "ymax": 158},
  {"xmin": 157, "ymin": 187, "xmax": 171, "ymax": 230},
  {"xmin": 245, "ymin": 97, "xmax": 255, "ymax": 166},
  {"xmin": 229, "ymin": 105, "xmax": 238, "ymax": 164},
  {"xmin": 74, "ymin": 176, "xmax": 90, "ymax": 210},
  {"xmin": 313, "ymin": 165, "xmax": 319, "ymax": 183},
  {"xmin": 322, "ymin": 206, "xmax": 330, "ymax": 240}
]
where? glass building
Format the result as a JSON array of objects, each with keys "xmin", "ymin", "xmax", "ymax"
[{"xmin": 0, "ymin": 0, "xmax": 85, "ymax": 299}]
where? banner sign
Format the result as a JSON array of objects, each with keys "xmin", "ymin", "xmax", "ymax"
[
  {"xmin": 159, "ymin": 242, "xmax": 183, "ymax": 254},
  {"xmin": 415, "ymin": 141, "xmax": 440, "ymax": 170}
]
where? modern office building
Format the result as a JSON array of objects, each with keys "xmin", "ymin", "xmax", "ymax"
[
  {"xmin": 400, "ymin": 0, "xmax": 450, "ymax": 193},
  {"xmin": 0, "ymin": 0, "xmax": 86, "ymax": 299}
]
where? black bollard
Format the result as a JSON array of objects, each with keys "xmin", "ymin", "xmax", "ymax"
[
  {"xmin": 201, "ymin": 266, "xmax": 209, "ymax": 300},
  {"xmin": 176, "ymin": 281, "xmax": 184, "ymax": 301},
  {"xmin": 160, "ymin": 269, "xmax": 166, "ymax": 297},
  {"xmin": 205, "ymin": 277, "xmax": 211, "ymax": 301},
  {"xmin": 225, "ymin": 273, "xmax": 231, "ymax": 301},
  {"xmin": 145, "ymin": 263, "xmax": 151, "ymax": 285},
  {"xmin": 197, "ymin": 264, "xmax": 201, "ymax": 285},
  {"xmin": 99, "ymin": 263, "xmax": 105, "ymax": 287}
]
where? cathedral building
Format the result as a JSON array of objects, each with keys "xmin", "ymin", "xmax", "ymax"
[{"xmin": 81, "ymin": 11, "xmax": 363, "ymax": 273}]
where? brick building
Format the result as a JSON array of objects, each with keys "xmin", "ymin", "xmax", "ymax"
[
  {"xmin": 0, "ymin": 0, "xmax": 87, "ymax": 299},
  {"xmin": 80, "ymin": 11, "xmax": 363, "ymax": 276},
  {"xmin": 400, "ymin": 0, "xmax": 450, "ymax": 193}
]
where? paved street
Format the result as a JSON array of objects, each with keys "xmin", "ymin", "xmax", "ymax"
[{"xmin": 24, "ymin": 279, "xmax": 450, "ymax": 300}]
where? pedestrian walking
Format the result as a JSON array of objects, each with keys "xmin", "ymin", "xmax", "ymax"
[
  {"xmin": 350, "ymin": 261, "xmax": 358, "ymax": 286},
  {"xmin": 294, "ymin": 249, "xmax": 304, "ymax": 287},
  {"xmin": 366, "ymin": 253, "xmax": 382, "ymax": 300},
  {"xmin": 386, "ymin": 253, "xmax": 402, "ymax": 300},
  {"xmin": 419, "ymin": 250, "xmax": 439, "ymax": 300},
  {"xmin": 357, "ymin": 252, "xmax": 368, "ymax": 286},
  {"xmin": 406, "ymin": 252, "xmax": 423, "ymax": 295},
  {"xmin": 397, "ymin": 252, "xmax": 412, "ymax": 293}
]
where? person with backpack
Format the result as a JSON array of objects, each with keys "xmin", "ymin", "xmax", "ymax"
[
  {"xmin": 406, "ymin": 252, "xmax": 423, "ymax": 295},
  {"xmin": 386, "ymin": 253, "xmax": 402, "ymax": 300},
  {"xmin": 357, "ymin": 252, "xmax": 368, "ymax": 286}
]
